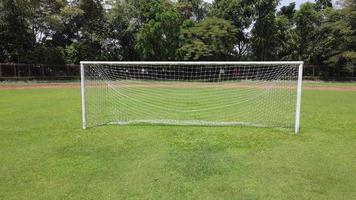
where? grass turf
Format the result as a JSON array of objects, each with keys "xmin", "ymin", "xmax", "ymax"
[{"xmin": 0, "ymin": 86, "xmax": 355, "ymax": 199}]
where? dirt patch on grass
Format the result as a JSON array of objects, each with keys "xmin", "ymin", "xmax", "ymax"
[{"xmin": 0, "ymin": 82, "xmax": 356, "ymax": 91}]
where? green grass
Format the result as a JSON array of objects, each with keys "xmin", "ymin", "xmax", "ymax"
[{"xmin": 1, "ymin": 86, "xmax": 356, "ymax": 199}]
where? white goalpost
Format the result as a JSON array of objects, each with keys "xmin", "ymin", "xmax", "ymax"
[{"xmin": 80, "ymin": 61, "xmax": 303, "ymax": 133}]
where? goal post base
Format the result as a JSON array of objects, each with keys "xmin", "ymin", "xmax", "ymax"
[{"xmin": 107, "ymin": 120, "xmax": 266, "ymax": 127}]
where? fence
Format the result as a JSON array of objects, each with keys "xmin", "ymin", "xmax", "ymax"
[
  {"xmin": 303, "ymin": 65, "xmax": 356, "ymax": 81},
  {"xmin": 0, "ymin": 63, "xmax": 355, "ymax": 81},
  {"xmin": 0, "ymin": 63, "xmax": 80, "ymax": 81}
]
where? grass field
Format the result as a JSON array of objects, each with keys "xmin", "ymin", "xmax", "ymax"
[{"xmin": 1, "ymin": 83, "xmax": 356, "ymax": 199}]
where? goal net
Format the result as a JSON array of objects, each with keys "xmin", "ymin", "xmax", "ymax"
[{"xmin": 81, "ymin": 61, "xmax": 303, "ymax": 132}]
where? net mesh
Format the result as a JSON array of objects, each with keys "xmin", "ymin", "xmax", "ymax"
[{"xmin": 83, "ymin": 62, "xmax": 300, "ymax": 130}]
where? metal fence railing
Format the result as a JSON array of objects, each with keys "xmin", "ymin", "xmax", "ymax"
[
  {"xmin": 0, "ymin": 63, "xmax": 80, "ymax": 81},
  {"xmin": 303, "ymin": 65, "xmax": 356, "ymax": 81}
]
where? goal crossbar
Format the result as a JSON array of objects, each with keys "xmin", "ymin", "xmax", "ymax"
[
  {"xmin": 80, "ymin": 61, "xmax": 304, "ymax": 65},
  {"xmin": 80, "ymin": 61, "xmax": 303, "ymax": 133}
]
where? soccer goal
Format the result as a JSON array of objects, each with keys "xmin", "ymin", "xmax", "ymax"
[{"xmin": 80, "ymin": 61, "xmax": 303, "ymax": 133}]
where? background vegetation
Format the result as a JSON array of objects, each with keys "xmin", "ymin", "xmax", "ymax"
[{"xmin": 0, "ymin": 0, "xmax": 355, "ymax": 79}]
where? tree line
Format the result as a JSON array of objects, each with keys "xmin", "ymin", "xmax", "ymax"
[{"xmin": 0, "ymin": 0, "xmax": 355, "ymax": 78}]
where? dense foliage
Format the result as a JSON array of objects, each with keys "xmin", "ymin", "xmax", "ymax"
[{"xmin": 0, "ymin": 0, "xmax": 355, "ymax": 76}]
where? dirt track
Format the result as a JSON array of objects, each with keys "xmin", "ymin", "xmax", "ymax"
[
  {"xmin": 0, "ymin": 82, "xmax": 356, "ymax": 91},
  {"xmin": 0, "ymin": 83, "xmax": 79, "ymax": 90}
]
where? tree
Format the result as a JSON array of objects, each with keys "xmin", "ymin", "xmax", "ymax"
[
  {"xmin": 278, "ymin": 2, "xmax": 296, "ymax": 20},
  {"xmin": 124, "ymin": 0, "xmax": 171, "ymax": 25},
  {"xmin": 27, "ymin": 0, "xmax": 66, "ymax": 44},
  {"xmin": 65, "ymin": 42, "xmax": 98, "ymax": 64},
  {"xmin": 341, "ymin": 0, "xmax": 356, "ymax": 57},
  {"xmin": 0, "ymin": 1, "xmax": 6, "ymax": 62},
  {"xmin": 31, "ymin": 45, "xmax": 65, "ymax": 65},
  {"xmin": 273, "ymin": 3, "xmax": 298, "ymax": 60},
  {"xmin": 177, "ymin": 17, "xmax": 238, "ymax": 60},
  {"xmin": 251, "ymin": 0, "xmax": 279, "ymax": 60},
  {"xmin": 105, "ymin": 1, "xmax": 140, "ymax": 60},
  {"xmin": 77, "ymin": 0, "xmax": 107, "ymax": 61},
  {"xmin": 176, "ymin": 0, "xmax": 208, "ymax": 21},
  {"xmin": 295, "ymin": 0, "xmax": 355, "ymax": 79},
  {"xmin": 0, "ymin": 0, "xmax": 34, "ymax": 63},
  {"xmin": 135, "ymin": 1, "xmax": 182, "ymax": 60},
  {"xmin": 0, "ymin": 0, "xmax": 353, "ymax": 82},
  {"xmin": 321, "ymin": 8, "xmax": 355, "ymax": 78},
  {"xmin": 210, "ymin": 0, "xmax": 255, "ymax": 59},
  {"xmin": 321, "ymin": 0, "xmax": 356, "ymax": 77},
  {"xmin": 274, "ymin": 15, "xmax": 298, "ymax": 60},
  {"xmin": 315, "ymin": 0, "xmax": 333, "ymax": 10},
  {"xmin": 295, "ymin": 2, "xmax": 322, "ymax": 63},
  {"xmin": 53, "ymin": 3, "xmax": 84, "ymax": 48}
]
